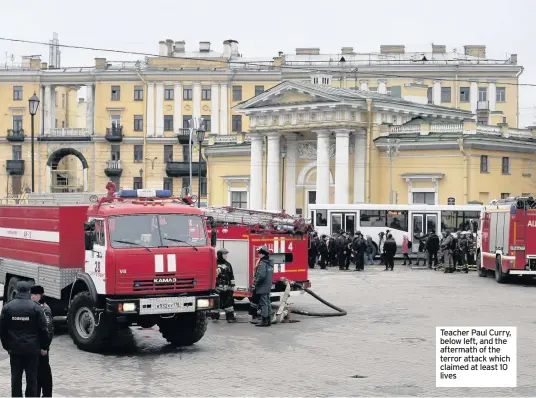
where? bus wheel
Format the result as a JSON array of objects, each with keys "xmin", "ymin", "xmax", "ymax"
[
  {"xmin": 495, "ymin": 256, "xmax": 508, "ymax": 284},
  {"xmin": 477, "ymin": 253, "xmax": 487, "ymax": 277}
]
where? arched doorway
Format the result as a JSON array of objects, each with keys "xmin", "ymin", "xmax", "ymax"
[{"xmin": 46, "ymin": 148, "xmax": 89, "ymax": 193}]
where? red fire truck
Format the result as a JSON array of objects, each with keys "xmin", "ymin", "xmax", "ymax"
[
  {"xmin": 203, "ymin": 207, "xmax": 312, "ymax": 299},
  {"xmin": 0, "ymin": 186, "xmax": 219, "ymax": 352},
  {"xmin": 477, "ymin": 196, "xmax": 536, "ymax": 283}
]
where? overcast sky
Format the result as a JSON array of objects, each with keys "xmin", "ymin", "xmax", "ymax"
[{"xmin": 2, "ymin": 0, "xmax": 536, "ymax": 126}]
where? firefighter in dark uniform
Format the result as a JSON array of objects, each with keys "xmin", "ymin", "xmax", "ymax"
[
  {"xmin": 328, "ymin": 235, "xmax": 337, "ymax": 267},
  {"xmin": 29, "ymin": 285, "xmax": 54, "ymax": 397},
  {"xmin": 344, "ymin": 232, "xmax": 353, "ymax": 269},
  {"xmin": 213, "ymin": 248, "xmax": 236, "ymax": 323},
  {"xmin": 0, "ymin": 281, "xmax": 49, "ymax": 397},
  {"xmin": 318, "ymin": 235, "xmax": 329, "ymax": 269},
  {"xmin": 308, "ymin": 232, "xmax": 319, "ymax": 269},
  {"xmin": 337, "ymin": 232, "xmax": 347, "ymax": 270},
  {"xmin": 253, "ymin": 245, "xmax": 274, "ymax": 327}
]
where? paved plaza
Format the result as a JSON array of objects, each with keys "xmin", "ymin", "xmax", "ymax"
[{"xmin": 1, "ymin": 265, "xmax": 536, "ymax": 397}]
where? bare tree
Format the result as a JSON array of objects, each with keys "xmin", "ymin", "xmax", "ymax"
[{"xmin": 7, "ymin": 177, "xmax": 30, "ymax": 204}]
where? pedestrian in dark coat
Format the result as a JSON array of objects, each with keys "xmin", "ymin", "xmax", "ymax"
[
  {"xmin": 0, "ymin": 281, "xmax": 49, "ymax": 398},
  {"xmin": 383, "ymin": 234, "xmax": 397, "ymax": 271},
  {"xmin": 253, "ymin": 246, "xmax": 274, "ymax": 327},
  {"xmin": 425, "ymin": 229, "xmax": 440, "ymax": 269}
]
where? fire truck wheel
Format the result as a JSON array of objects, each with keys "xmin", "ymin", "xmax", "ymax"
[
  {"xmin": 6, "ymin": 276, "xmax": 21, "ymax": 302},
  {"xmin": 68, "ymin": 291, "xmax": 114, "ymax": 352},
  {"xmin": 158, "ymin": 312, "xmax": 208, "ymax": 347},
  {"xmin": 477, "ymin": 253, "xmax": 487, "ymax": 277},
  {"xmin": 495, "ymin": 256, "xmax": 508, "ymax": 284}
]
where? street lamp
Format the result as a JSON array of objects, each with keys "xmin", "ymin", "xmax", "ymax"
[
  {"xmin": 387, "ymin": 138, "xmax": 401, "ymax": 204},
  {"xmin": 281, "ymin": 147, "xmax": 287, "ymax": 210},
  {"xmin": 182, "ymin": 117, "xmax": 204, "ymax": 199},
  {"xmin": 196, "ymin": 129, "xmax": 206, "ymax": 208},
  {"xmin": 28, "ymin": 93, "xmax": 40, "ymax": 193}
]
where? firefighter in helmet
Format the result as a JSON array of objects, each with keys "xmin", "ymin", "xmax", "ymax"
[{"xmin": 213, "ymin": 248, "xmax": 236, "ymax": 323}]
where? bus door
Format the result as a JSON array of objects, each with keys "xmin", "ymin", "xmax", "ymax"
[
  {"xmin": 330, "ymin": 212, "xmax": 356, "ymax": 235},
  {"xmin": 410, "ymin": 212, "xmax": 439, "ymax": 253}
]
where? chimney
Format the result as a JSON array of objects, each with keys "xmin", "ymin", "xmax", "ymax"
[
  {"xmin": 229, "ymin": 40, "xmax": 239, "ymax": 56},
  {"xmin": 223, "ymin": 40, "xmax": 232, "ymax": 57},
  {"xmin": 159, "ymin": 41, "xmax": 167, "ymax": 56},
  {"xmin": 174, "ymin": 41, "xmax": 185, "ymax": 54},
  {"xmin": 432, "ymin": 44, "xmax": 446, "ymax": 54},
  {"xmin": 510, "ymin": 54, "xmax": 518, "ymax": 65},
  {"xmin": 199, "ymin": 41, "xmax": 211, "ymax": 52},
  {"xmin": 30, "ymin": 57, "xmax": 41, "ymax": 69},
  {"xmin": 165, "ymin": 39, "xmax": 174, "ymax": 56},
  {"xmin": 380, "ymin": 45, "xmax": 405, "ymax": 54},
  {"xmin": 464, "ymin": 45, "xmax": 486, "ymax": 58},
  {"xmin": 41, "ymin": 62, "xmax": 48, "ymax": 69},
  {"xmin": 95, "ymin": 58, "xmax": 107, "ymax": 69},
  {"xmin": 21, "ymin": 56, "xmax": 31, "ymax": 68},
  {"xmin": 341, "ymin": 47, "xmax": 354, "ymax": 55},
  {"xmin": 295, "ymin": 48, "xmax": 321, "ymax": 55}
]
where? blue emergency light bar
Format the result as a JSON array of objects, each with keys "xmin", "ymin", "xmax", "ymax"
[{"xmin": 118, "ymin": 189, "xmax": 172, "ymax": 199}]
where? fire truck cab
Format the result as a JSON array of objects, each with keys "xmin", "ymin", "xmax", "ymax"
[{"xmin": 477, "ymin": 196, "xmax": 536, "ymax": 282}]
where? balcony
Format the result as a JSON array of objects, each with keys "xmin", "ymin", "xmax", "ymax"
[
  {"xmin": 104, "ymin": 160, "xmax": 122, "ymax": 177},
  {"xmin": 177, "ymin": 128, "xmax": 192, "ymax": 145},
  {"xmin": 165, "ymin": 161, "xmax": 207, "ymax": 177},
  {"xmin": 6, "ymin": 160, "xmax": 25, "ymax": 175},
  {"xmin": 477, "ymin": 101, "xmax": 489, "ymax": 111},
  {"xmin": 6, "ymin": 129, "xmax": 25, "ymax": 142},
  {"xmin": 105, "ymin": 126, "xmax": 123, "ymax": 142},
  {"xmin": 39, "ymin": 128, "xmax": 92, "ymax": 142}
]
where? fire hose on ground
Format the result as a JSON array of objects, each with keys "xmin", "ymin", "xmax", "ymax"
[{"xmin": 290, "ymin": 281, "xmax": 347, "ymax": 317}]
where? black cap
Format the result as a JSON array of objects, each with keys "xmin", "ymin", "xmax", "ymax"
[{"xmin": 30, "ymin": 285, "xmax": 44, "ymax": 295}]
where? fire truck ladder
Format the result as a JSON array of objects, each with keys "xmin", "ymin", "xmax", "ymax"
[{"xmin": 203, "ymin": 207, "xmax": 308, "ymax": 232}]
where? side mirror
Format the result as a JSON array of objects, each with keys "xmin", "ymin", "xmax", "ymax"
[
  {"xmin": 84, "ymin": 231, "xmax": 94, "ymax": 251},
  {"xmin": 210, "ymin": 229, "xmax": 217, "ymax": 247}
]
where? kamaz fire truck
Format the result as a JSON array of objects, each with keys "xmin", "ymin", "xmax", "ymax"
[
  {"xmin": 477, "ymin": 196, "xmax": 536, "ymax": 283},
  {"xmin": 203, "ymin": 207, "xmax": 312, "ymax": 299},
  {"xmin": 0, "ymin": 186, "xmax": 219, "ymax": 352}
]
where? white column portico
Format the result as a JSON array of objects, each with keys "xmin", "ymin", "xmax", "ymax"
[
  {"xmin": 284, "ymin": 134, "xmax": 297, "ymax": 215},
  {"xmin": 39, "ymin": 85, "xmax": 44, "ymax": 134},
  {"xmin": 488, "ymin": 81, "xmax": 496, "ymax": 111},
  {"xmin": 173, "ymin": 82, "xmax": 182, "ymax": 133},
  {"xmin": 470, "ymin": 82, "xmax": 478, "ymax": 116},
  {"xmin": 359, "ymin": 80, "xmax": 368, "ymax": 91},
  {"xmin": 353, "ymin": 131, "xmax": 366, "ymax": 203},
  {"xmin": 193, "ymin": 82, "xmax": 201, "ymax": 119},
  {"xmin": 211, "ymin": 83, "xmax": 220, "ymax": 135},
  {"xmin": 86, "ymin": 83, "xmax": 94, "ymax": 135},
  {"xmin": 249, "ymin": 133, "xmax": 264, "ymax": 210},
  {"xmin": 378, "ymin": 80, "xmax": 387, "ymax": 94},
  {"xmin": 334, "ymin": 129, "xmax": 350, "ymax": 204},
  {"xmin": 155, "ymin": 83, "xmax": 164, "ymax": 136},
  {"xmin": 220, "ymin": 84, "xmax": 228, "ymax": 135},
  {"xmin": 44, "ymin": 85, "xmax": 52, "ymax": 132},
  {"xmin": 316, "ymin": 130, "xmax": 331, "ymax": 205},
  {"xmin": 433, "ymin": 81, "xmax": 441, "ymax": 105},
  {"xmin": 146, "ymin": 83, "xmax": 155, "ymax": 136},
  {"xmin": 265, "ymin": 133, "xmax": 281, "ymax": 211}
]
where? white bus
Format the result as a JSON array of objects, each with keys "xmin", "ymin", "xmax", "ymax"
[{"xmin": 309, "ymin": 203, "xmax": 482, "ymax": 255}]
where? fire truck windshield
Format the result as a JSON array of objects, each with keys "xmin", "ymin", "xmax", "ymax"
[{"xmin": 109, "ymin": 214, "xmax": 207, "ymax": 249}]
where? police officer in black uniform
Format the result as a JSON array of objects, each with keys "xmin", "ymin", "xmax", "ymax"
[
  {"xmin": 213, "ymin": 248, "xmax": 236, "ymax": 323},
  {"xmin": 0, "ymin": 281, "xmax": 49, "ymax": 397},
  {"xmin": 29, "ymin": 285, "xmax": 54, "ymax": 397},
  {"xmin": 253, "ymin": 245, "xmax": 274, "ymax": 327}
]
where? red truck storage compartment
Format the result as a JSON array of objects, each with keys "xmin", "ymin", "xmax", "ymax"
[{"xmin": 0, "ymin": 205, "xmax": 88, "ymax": 268}]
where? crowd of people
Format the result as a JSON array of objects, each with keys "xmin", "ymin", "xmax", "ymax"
[{"xmin": 307, "ymin": 227, "xmax": 477, "ymax": 273}]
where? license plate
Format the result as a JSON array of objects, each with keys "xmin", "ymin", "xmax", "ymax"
[
  {"xmin": 155, "ymin": 303, "xmax": 179, "ymax": 310},
  {"xmin": 139, "ymin": 296, "xmax": 196, "ymax": 315}
]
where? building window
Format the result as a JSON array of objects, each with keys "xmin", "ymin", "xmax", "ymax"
[
  {"xmin": 13, "ymin": 86, "xmax": 23, "ymax": 101},
  {"xmin": 255, "ymin": 85, "xmax": 265, "ymax": 96},
  {"xmin": 55, "ymin": 119, "xmax": 58, "ymax": 128},
  {"xmin": 62, "ymin": 94, "xmax": 66, "ymax": 108},
  {"xmin": 460, "ymin": 87, "xmax": 470, "ymax": 102},
  {"xmin": 134, "ymin": 145, "xmax": 143, "ymax": 162},
  {"xmin": 163, "ymin": 177, "xmax": 173, "ymax": 193},
  {"xmin": 202, "ymin": 115, "xmax": 211, "ymax": 132},
  {"xmin": 230, "ymin": 191, "xmax": 247, "ymax": 208},
  {"xmin": 182, "ymin": 177, "xmax": 190, "ymax": 192},
  {"xmin": 201, "ymin": 86, "xmax": 211, "ymax": 100},
  {"xmin": 62, "ymin": 121, "xmax": 65, "ymax": 128},
  {"xmin": 12, "ymin": 145, "xmax": 22, "ymax": 160},
  {"xmin": 522, "ymin": 193, "xmax": 531, "ymax": 197},
  {"xmin": 164, "ymin": 115, "xmax": 173, "ymax": 131},
  {"xmin": 111, "ymin": 86, "xmax": 121, "ymax": 101},
  {"xmin": 164, "ymin": 86, "xmax": 174, "ymax": 100},
  {"xmin": 413, "ymin": 192, "xmax": 435, "ymax": 205},
  {"xmin": 111, "ymin": 145, "xmax": 120, "ymax": 160},
  {"xmin": 133, "ymin": 177, "xmax": 142, "ymax": 190},
  {"xmin": 11, "ymin": 176, "xmax": 22, "ymax": 196},
  {"xmin": 501, "ymin": 193, "xmax": 510, "ymax": 199},
  {"xmin": 389, "ymin": 86, "xmax": 402, "ymax": 98},
  {"xmin": 134, "ymin": 115, "xmax": 144, "ymax": 131},
  {"xmin": 182, "ymin": 145, "xmax": 190, "ymax": 162},
  {"xmin": 427, "ymin": 87, "xmax": 433, "ymax": 104},
  {"xmin": 496, "ymin": 87, "xmax": 506, "ymax": 102},
  {"xmin": 164, "ymin": 145, "xmax": 173, "ymax": 162},
  {"xmin": 183, "ymin": 115, "xmax": 192, "ymax": 129},
  {"xmin": 183, "ymin": 86, "xmax": 192, "ymax": 100},
  {"xmin": 502, "ymin": 157, "xmax": 510, "ymax": 174},
  {"xmin": 13, "ymin": 116, "xmax": 23, "ymax": 131},
  {"xmin": 477, "ymin": 115, "xmax": 488, "ymax": 125},
  {"xmin": 109, "ymin": 176, "xmax": 120, "ymax": 189},
  {"xmin": 232, "ymin": 115, "xmax": 242, "ymax": 132},
  {"xmin": 134, "ymin": 86, "xmax": 143, "ymax": 101},
  {"xmin": 200, "ymin": 177, "xmax": 207, "ymax": 196},
  {"xmin": 478, "ymin": 87, "xmax": 487, "ymax": 102},
  {"xmin": 440, "ymin": 87, "xmax": 451, "ymax": 103},
  {"xmin": 480, "ymin": 155, "xmax": 489, "ymax": 173},
  {"xmin": 232, "ymin": 86, "xmax": 242, "ymax": 101}
]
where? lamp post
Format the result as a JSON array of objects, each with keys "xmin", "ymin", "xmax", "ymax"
[
  {"xmin": 281, "ymin": 147, "xmax": 287, "ymax": 210},
  {"xmin": 196, "ymin": 129, "xmax": 206, "ymax": 208},
  {"xmin": 386, "ymin": 138, "xmax": 401, "ymax": 204},
  {"xmin": 186, "ymin": 117, "xmax": 204, "ymax": 198},
  {"xmin": 28, "ymin": 93, "xmax": 40, "ymax": 193}
]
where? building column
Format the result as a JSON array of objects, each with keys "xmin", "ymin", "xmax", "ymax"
[
  {"xmin": 249, "ymin": 133, "xmax": 264, "ymax": 210},
  {"xmin": 146, "ymin": 82, "xmax": 155, "ymax": 136},
  {"xmin": 359, "ymin": 80, "xmax": 368, "ymax": 91},
  {"xmin": 173, "ymin": 82, "xmax": 182, "ymax": 133},
  {"xmin": 44, "ymin": 85, "xmax": 51, "ymax": 133},
  {"xmin": 155, "ymin": 83, "xmax": 164, "ymax": 136},
  {"xmin": 211, "ymin": 83, "xmax": 220, "ymax": 135},
  {"xmin": 316, "ymin": 130, "xmax": 331, "ymax": 205},
  {"xmin": 193, "ymin": 82, "xmax": 201, "ymax": 119},
  {"xmin": 86, "ymin": 83, "xmax": 94, "ymax": 134},
  {"xmin": 334, "ymin": 129, "xmax": 350, "ymax": 204},
  {"xmin": 353, "ymin": 131, "xmax": 366, "ymax": 203},
  {"xmin": 265, "ymin": 133, "xmax": 281, "ymax": 211},
  {"xmin": 433, "ymin": 80, "xmax": 441, "ymax": 105},
  {"xmin": 220, "ymin": 84, "xmax": 228, "ymax": 135},
  {"xmin": 39, "ymin": 85, "xmax": 44, "ymax": 134},
  {"xmin": 488, "ymin": 81, "xmax": 496, "ymax": 111},
  {"xmin": 470, "ymin": 82, "xmax": 478, "ymax": 116},
  {"xmin": 284, "ymin": 134, "xmax": 297, "ymax": 215},
  {"xmin": 50, "ymin": 88, "xmax": 56, "ymax": 129},
  {"xmin": 378, "ymin": 79, "xmax": 387, "ymax": 94}
]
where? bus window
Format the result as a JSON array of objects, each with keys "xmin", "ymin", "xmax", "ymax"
[
  {"xmin": 360, "ymin": 210, "xmax": 386, "ymax": 227},
  {"xmin": 387, "ymin": 210, "xmax": 408, "ymax": 232},
  {"xmin": 331, "ymin": 214, "xmax": 343, "ymax": 234},
  {"xmin": 315, "ymin": 210, "xmax": 328, "ymax": 226}
]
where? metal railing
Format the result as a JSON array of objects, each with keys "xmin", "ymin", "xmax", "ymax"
[
  {"xmin": 7, "ymin": 128, "xmax": 24, "ymax": 137},
  {"xmin": 43, "ymin": 128, "xmax": 90, "ymax": 137},
  {"xmin": 106, "ymin": 160, "xmax": 121, "ymax": 169},
  {"xmin": 106, "ymin": 126, "xmax": 123, "ymax": 137}
]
